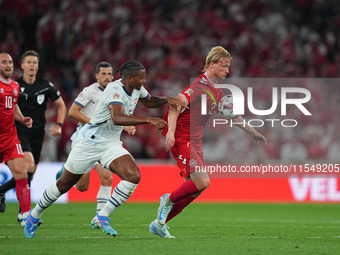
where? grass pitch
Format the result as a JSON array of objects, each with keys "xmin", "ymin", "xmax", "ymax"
[{"xmin": 1, "ymin": 202, "xmax": 340, "ymax": 255}]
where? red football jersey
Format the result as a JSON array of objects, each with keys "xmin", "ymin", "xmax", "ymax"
[
  {"xmin": 0, "ymin": 78, "xmax": 21, "ymax": 151},
  {"xmin": 163, "ymin": 73, "xmax": 223, "ymax": 144}
]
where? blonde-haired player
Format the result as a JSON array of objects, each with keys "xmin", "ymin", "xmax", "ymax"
[{"xmin": 149, "ymin": 46, "xmax": 267, "ymax": 238}]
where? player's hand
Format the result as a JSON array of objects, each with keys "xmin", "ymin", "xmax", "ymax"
[
  {"xmin": 252, "ymin": 132, "xmax": 268, "ymax": 147},
  {"xmin": 49, "ymin": 125, "xmax": 62, "ymax": 136},
  {"xmin": 22, "ymin": 117, "xmax": 33, "ymax": 128},
  {"xmin": 123, "ymin": 126, "xmax": 136, "ymax": 135},
  {"xmin": 148, "ymin": 117, "xmax": 167, "ymax": 130},
  {"xmin": 165, "ymin": 131, "xmax": 175, "ymax": 152},
  {"xmin": 166, "ymin": 97, "xmax": 188, "ymax": 109}
]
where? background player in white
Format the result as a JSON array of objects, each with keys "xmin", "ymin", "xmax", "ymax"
[
  {"xmin": 24, "ymin": 60, "xmax": 188, "ymax": 238},
  {"xmin": 56, "ymin": 61, "xmax": 136, "ymax": 223}
]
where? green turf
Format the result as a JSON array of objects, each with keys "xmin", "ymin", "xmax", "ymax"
[{"xmin": 1, "ymin": 203, "xmax": 340, "ymax": 255}]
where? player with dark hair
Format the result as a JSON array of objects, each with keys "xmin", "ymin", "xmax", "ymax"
[
  {"xmin": 55, "ymin": 61, "xmax": 136, "ymax": 223},
  {"xmin": 0, "ymin": 52, "xmax": 32, "ymax": 221},
  {"xmin": 149, "ymin": 46, "xmax": 268, "ymax": 238},
  {"xmin": 24, "ymin": 60, "xmax": 188, "ymax": 238},
  {"xmin": 0, "ymin": 50, "xmax": 67, "ymax": 224}
]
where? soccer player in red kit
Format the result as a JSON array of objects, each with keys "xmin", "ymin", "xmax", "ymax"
[
  {"xmin": 149, "ymin": 46, "xmax": 268, "ymax": 238},
  {"xmin": 0, "ymin": 53, "xmax": 32, "ymax": 222}
]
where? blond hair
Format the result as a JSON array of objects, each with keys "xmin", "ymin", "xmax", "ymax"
[{"xmin": 203, "ymin": 46, "xmax": 232, "ymax": 72}]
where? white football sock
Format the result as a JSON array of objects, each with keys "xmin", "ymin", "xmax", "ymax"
[
  {"xmin": 32, "ymin": 182, "xmax": 61, "ymax": 219},
  {"xmin": 98, "ymin": 180, "xmax": 137, "ymax": 217},
  {"xmin": 22, "ymin": 211, "xmax": 29, "ymax": 219},
  {"xmin": 96, "ymin": 185, "xmax": 111, "ymax": 213}
]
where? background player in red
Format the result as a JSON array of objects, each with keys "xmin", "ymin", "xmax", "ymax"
[
  {"xmin": 0, "ymin": 52, "xmax": 32, "ymax": 222},
  {"xmin": 149, "ymin": 46, "xmax": 268, "ymax": 238},
  {"xmin": 0, "ymin": 50, "xmax": 67, "ymax": 223}
]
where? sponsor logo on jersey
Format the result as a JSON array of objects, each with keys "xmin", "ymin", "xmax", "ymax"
[
  {"xmin": 134, "ymin": 98, "xmax": 138, "ymax": 104},
  {"xmin": 0, "ymin": 88, "xmax": 4, "ymax": 93},
  {"xmin": 113, "ymin": 93, "xmax": 120, "ymax": 99},
  {"xmin": 184, "ymin": 88, "xmax": 193, "ymax": 96},
  {"xmin": 37, "ymin": 94, "xmax": 45, "ymax": 104},
  {"xmin": 20, "ymin": 87, "xmax": 25, "ymax": 93}
]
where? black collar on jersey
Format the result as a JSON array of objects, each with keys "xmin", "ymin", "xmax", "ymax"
[{"xmin": 122, "ymin": 85, "xmax": 132, "ymax": 97}]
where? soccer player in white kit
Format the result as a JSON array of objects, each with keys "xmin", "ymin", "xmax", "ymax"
[
  {"xmin": 55, "ymin": 61, "xmax": 136, "ymax": 223},
  {"xmin": 24, "ymin": 60, "xmax": 188, "ymax": 238}
]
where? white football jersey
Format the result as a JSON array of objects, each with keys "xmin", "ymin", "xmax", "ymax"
[
  {"xmin": 74, "ymin": 82, "xmax": 104, "ymax": 120},
  {"xmin": 70, "ymin": 83, "xmax": 104, "ymax": 140},
  {"xmin": 78, "ymin": 79, "xmax": 150, "ymax": 146}
]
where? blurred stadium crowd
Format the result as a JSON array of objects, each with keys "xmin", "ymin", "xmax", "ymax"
[{"xmin": 1, "ymin": 0, "xmax": 339, "ymax": 164}]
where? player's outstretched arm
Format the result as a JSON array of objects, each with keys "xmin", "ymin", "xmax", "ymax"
[
  {"xmin": 109, "ymin": 104, "xmax": 166, "ymax": 129},
  {"xmin": 14, "ymin": 105, "xmax": 33, "ymax": 128},
  {"xmin": 139, "ymin": 96, "xmax": 188, "ymax": 109},
  {"xmin": 233, "ymin": 115, "xmax": 268, "ymax": 147},
  {"xmin": 165, "ymin": 95, "xmax": 185, "ymax": 152}
]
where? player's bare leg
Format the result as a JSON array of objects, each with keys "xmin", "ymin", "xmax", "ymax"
[
  {"xmin": 74, "ymin": 172, "xmax": 91, "ymax": 192},
  {"xmin": 56, "ymin": 169, "xmax": 84, "ymax": 194},
  {"xmin": 25, "ymin": 169, "xmax": 83, "ymax": 238},
  {"xmin": 92, "ymin": 154, "xmax": 139, "ymax": 236}
]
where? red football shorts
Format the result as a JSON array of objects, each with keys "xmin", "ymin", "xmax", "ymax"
[
  {"xmin": 170, "ymin": 141, "xmax": 204, "ymax": 177},
  {"xmin": 0, "ymin": 141, "xmax": 24, "ymax": 164}
]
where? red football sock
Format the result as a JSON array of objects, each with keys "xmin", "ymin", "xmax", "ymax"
[
  {"xmin": 169, "ymin": 179, "xmax": 199, "ymax": 203},
  {"xmin": 166, "ymin": 196, "xmax": 196, "ymax": 223},
  {"xmin": 15, "ymin": 179, "xmax": 31, "ymax": 214}
]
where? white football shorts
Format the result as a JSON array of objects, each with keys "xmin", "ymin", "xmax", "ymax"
[{"xmin": 64, "ymin": 136, "xmax": 130, "ymax": 175}]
